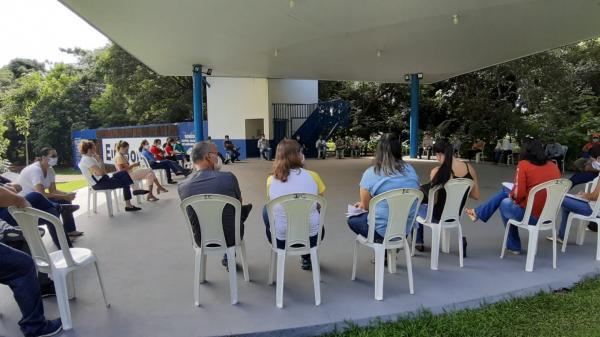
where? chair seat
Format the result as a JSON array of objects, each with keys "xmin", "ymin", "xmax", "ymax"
[
  {"xmin": 36, "ymin": 248, "xmax": 96, "ymax": 270},
  {"xmin": 356, "ymin": 234, "xmax": 406, "ymax": 249}
]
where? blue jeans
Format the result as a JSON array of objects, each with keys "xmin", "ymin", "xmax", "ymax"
[
  {"xmin": 558, "ymin": 196, "xmax": 593, "ymax": 239},
  {"xmin": 0, "ymin": 192, "xmax": 72, "ymax": 249},
  {"xmin": 499, "ymin": 198, "xmax": 538, "ymax": 252},
  {"xmin": 474, "ymin": 187, "xmax": 510, "ymax": 222},
  {"xmin": 260, "ymin": 148, "xmax": 271, "ymax": 160},
  {"xmin": 49, "ymin": 198, "xmax": 76, "ymax": 233},
  {"xmin": 569, "ymin": 172, "xmax": 598, "ymax": 188},
  {"xmin": 347, "ymin": 213, "xmax": 384, "ymax": 243},
  {"xmin": 93, "ymin": 171, "xmax": 134, "ymax": 201},
  {"xmin": 0, "ymin": 243, "xmax": 47, "ymax": 336}
]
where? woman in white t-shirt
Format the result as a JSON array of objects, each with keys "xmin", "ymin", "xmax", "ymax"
[
  {"xmin": 18, "ymin": 147, "xmax": 82, "ymax": 237},
  {"xmin": 78, "ymin": 140, "xmax": 148, "ymax": 212},
  {"xmin": 263, "ymin": 139, "xmax": 326, "ymax": 270}
]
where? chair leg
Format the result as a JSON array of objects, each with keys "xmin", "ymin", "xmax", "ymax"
[
  {"xmin": 373, "ymin": 244, "xmax": 385, "ymax": 300},
  {"xmin": 458, "ymin": 225, "xmax": 464, "ymax": 268},
  {"xmin": 310, "ymin": 248, "xmax": 321, "ymax": 306},
  {"xmin": 267, "ymin": 251, "xmax": 276, "ymax": 285},
  {"xmin": 441, "ymin": 229, "xmax": 450, "ymax": 254},
  {"xmin": 576, "ymin": 219, "xmax": 587, "ymax": 246},
  {"xmin": 351, "ymin": 240, "xmax": 358, "ymax": 280},
  {"xmin": 387, "ymin": 249, "xmax": 397, "ymax": 274},
  {"xmin": 411, "ymin": 227, "xmax": 416, "ymax": 257},
  {"xmin": 105, "ymin": 192, "xmax": 114, "ymax": 217},
  {"xmin": 67, "ymin": 272, "xmax": 76, "ymax": 300},
  {"xmin": 112, "ymin": 190, "xmax": 120, "ymax": 213},
  {"xmin": 525, "ymin": 229, "xmax": 539, "ymax": 272},
  {"xmin": 276, "ymin": 250, "xmax": 286, "ymax": 308},
  {"xmin": 596, "ymin": 221, "xmax": 600, "ymax": 261},
  {"xmin": 239, "ymin": 241, "xmax": 249, "ymax": 282},
  {"xmin": 92, "ymin": 190, "xmax": 98, "ymax": 214},
  {"xmin": 404, "ymin": 241, "xmax": 414, "ymax": 294},
  {"xmin": 54, "ymin": 275, "xmax": 73, "ymax": 330},
  {"xmin": 430, "ymin": 225, "xmax": 441, "ymax": 270},
  {"xmin": 94, "ymin": 261, "xmax": 110, "ymax": 307},
  {"xmin": 552, "ymin": 228, "xmax": 557, "ymax": 270},
  {"xmin": 194, "ymin": 250, "xmax": 201, "ymax": 306},
  {"xmin": 562, "ymin": 214, "xmax": 574, "ymax": 252},
  {"xmin": 500, "ymin": 223, "xmax": 511, "ymax": 258},
  {"xmin": 226, "ymin": 247, "xmax": 238, "ymax": 305},
  {"xmin": 87, "ymin": 188, "xmax": 92, "ymax": 216}
]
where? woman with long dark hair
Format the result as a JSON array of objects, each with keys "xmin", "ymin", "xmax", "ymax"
[
  {"xmin": 466, "ymin": 137, "xmax": 561, "ymax": 254},
  {"xmin": 263, "ymin": 139, "xmax": 326, "ymax": 270},
  {"xmin": 347, "ymin": 133, "xmax": 420, "ymax": 242},
  {"xmin": 414, "ymin": 139, "xmax": 480, "ymax": 251}
]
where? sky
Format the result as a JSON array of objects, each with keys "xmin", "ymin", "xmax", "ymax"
[{"xmin": 0, "ymin": 0, "xmax": 109, "ymax": 68}]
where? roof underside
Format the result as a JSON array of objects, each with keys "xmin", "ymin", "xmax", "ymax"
[{"xmin": 60, "ymin": 0, "xmax": 600, "ymax": 83}]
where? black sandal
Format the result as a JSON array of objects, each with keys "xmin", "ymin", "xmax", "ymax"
[
  {"xmin": 132, "ymin": 190, "xmax": 149, "ymax": 196},
  {"xmin": 125, "ymin": 206, "xmax": 142, "ymax": 212}
]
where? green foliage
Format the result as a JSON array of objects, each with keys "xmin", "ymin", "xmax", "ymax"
[{"xmin": 325, "ymin": 276, "xmax": 600, "ymax": 337}]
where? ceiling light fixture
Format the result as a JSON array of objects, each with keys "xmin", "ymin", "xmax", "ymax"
[
  {"xmin": 289, "ymin": 0, "xmax": 295, "ymax": 8},
  {"xmin": 376, "ymin": 49, "xmax": 382, "ymax": 58},
  {"xmin": 452, "ymin": 14, "xmax": 459, "ymax": 24},
  {"xmin": 274, "ymin": 49, "xmax": 279, "ymax": 57}
]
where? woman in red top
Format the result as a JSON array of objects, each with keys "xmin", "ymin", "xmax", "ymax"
[
  {"xmin": 466, "ymin": 138, "xmax": 560, "ymax": 254},
  {"xmin": 163, "ymin": 137, "xmax": 179, "ymax": 162}
]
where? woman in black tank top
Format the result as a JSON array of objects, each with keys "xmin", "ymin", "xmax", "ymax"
[{"xmin": 415, "ymin": 139, "xmax": 480, "ymax": 251}]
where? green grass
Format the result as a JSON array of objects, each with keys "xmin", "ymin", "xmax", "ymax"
[
  {"xmin": 324, "ymin": 276, "xmax": 600, "ymax": 337},
  {"xmin": 55, "ymin": 180, "xmax": 87, "ymax": 192},
  {"xmin": 53, "ymin": 166, "xmax": 82, "ymax": 175}
]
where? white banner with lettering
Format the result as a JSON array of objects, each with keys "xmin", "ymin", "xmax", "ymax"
[{"xmin": 101, "ymin": 137, "xmax": 169, "ymax": 165}]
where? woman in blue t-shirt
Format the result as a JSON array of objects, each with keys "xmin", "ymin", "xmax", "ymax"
[{"xmin": 348, "ymin": 133, "xmax": 421, "ymax": 242}]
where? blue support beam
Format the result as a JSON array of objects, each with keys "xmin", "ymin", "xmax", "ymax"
[
  {"xmin": 409, "ymin": 73, "xmax": 420, "ymax": 158},
  {"xmin": 193, "ymin": 64, "xmax": 204, "ymax": 142}
]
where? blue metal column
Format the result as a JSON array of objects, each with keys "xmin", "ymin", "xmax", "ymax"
[
  {"xmin": 193, "ymin": 64, "xmax": 204, "ymax": 142},
  {"xmin": 409, "ymin": 74, "xmax": 420, "ymax": 158}
]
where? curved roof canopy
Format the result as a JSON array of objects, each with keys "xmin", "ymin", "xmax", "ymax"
[{"xmin": 60, "ymin": 0, "xmax": 600, "ymax": 83}]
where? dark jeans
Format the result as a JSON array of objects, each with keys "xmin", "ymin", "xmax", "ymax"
[
  {"xmin": 494, "ymin": 150, "xmax": 513, "ymax": 164},
  {"xmin": 93, "ymin": 171, "xmax": 134, "ymax": 201},
  {"xmin": 0, "ymin": 192, "xmax": 72, "ymax": 249},
  {"xmin": 3, "ymin": 240, "xmax": 53, "ymax": 290},
  {"xmin": 569, "ymin": 172, "xmax": 598, "ymax": 188},
  {"xmin": 419, "ymin": 146, "xmax": 432, "ymax": 160},
  {"xmin": 347, "ymin": 212, "xmax": 384, "ymax": 243},
  {"xmin": 49, "ymin": 198, "xmax": 76, "ymax": 233},
  {"xmin": 226, "ymin": 149, "xmax": 240, "ymax": 162},
  {"xmin": 0, "ymin": 243, "xmax": 48, "ymax": 336},
  {"xmin": 150, "ymin": 161, "xmax": 173, "ymax": 181},
  {"xmin": 263, "ymin": 206, "xmax": 322, "ymax": 259}
]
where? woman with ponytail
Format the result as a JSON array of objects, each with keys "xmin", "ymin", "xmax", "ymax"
[
  {"xmin": 115, "ymin": 140, "xmax": 168, "ymax": 202},
  {"xmin": 414, "ymin": 139, "xmax": 480, "ymax": 251}
]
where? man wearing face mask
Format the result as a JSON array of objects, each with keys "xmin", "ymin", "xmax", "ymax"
[
  {"xmin": 178, "ymin": 141, "xmax": 253, "ymax": 268},
  {"xmin": 17, "ymin": 147, "xmax": 82, "ymax": 239},
  {"xmin": 570, "ymin": 143, "xmax": 600, "ymax": 188}
]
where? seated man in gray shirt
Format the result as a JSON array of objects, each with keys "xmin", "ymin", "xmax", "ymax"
[{"xmin": 178, "ymin": 141, "xmax": 252, "ymax": 267}]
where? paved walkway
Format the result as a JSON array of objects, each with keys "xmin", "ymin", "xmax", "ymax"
[{"xmin": 1, "ymin": 158, "xmax": 598, "ymax": 337}]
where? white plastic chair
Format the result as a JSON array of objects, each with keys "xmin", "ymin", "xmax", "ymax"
[
  {"xmin": 139, "ymin": 154, "xmax": 167, "ymax": 185},
  {"xmin": 500, "ymin": 179, "xmax": 572, "ymax": 272},
  {"xmin": 412, "ymin": 179, "xmax": 473, "ymax": 270},
  {"xmin": 78, "ymin": 163, "xmax": 119, "ymax": 217},
  {"xmin": 561, "ymin": 176, "xmax": 600, "ymax": 259},
  {"xmin": 506, "ymin": 153, "xmax": 514, "ymax": 165},
  {"xmin": 352, "ymin": 188, "xmax": 423, "ymax": 300},
  {"xmin": 179, "ymin": 194, "xmax": 249, "ymax": 306},
  {"xmin": 8, "ymin": 206, "xmax": 110, "ymax": 330},
  {"xmin": 474, "ymin": 142, "xmax": 486, "ymax": 163},
  {"xmin": 265, "ymin": 193, "xmax": 326, "ymax": 308}
]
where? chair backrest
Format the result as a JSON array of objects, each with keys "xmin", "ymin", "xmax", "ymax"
[
  {"xmin": 138, "ymin": 154, "xmax": 151, "ymax": 169},
  {"xmin": 587, "ymin": 175, "xmax": 600, "ymax": 218},
  {"xmin": 265, "ymin": 193, "xmax": 326, "ymax": 253},
  {"xmin": 521, "ymin": 179, "xmax": 572, "ymax": 230},
  {"xmin": 585, "ymin": 176, "xmax": 599, "ymax": 193},
  {"xmin": 78, "ymin": 161, "xmax": 96, "ymax": 186},
  {"xmin": 1, "ymin": 171, "xmax": 19, "ymax": 182},
  {"xmin": 7, "ymin": 206, "xmax": 75, "ymax": 272},
  {"xmin": 179, "ymin": 194, "xmax": 241, "ymax": 251},
  {"xmin": 367, "ymin": 188, "xmax": 423, "ymax": 245},
  {"xmin": 561, "ymin": 145, "xmax": 568, "ymax": 155},
  {"xmin": 424, "ymin": 178, "xmax": 473, "ymax": 226}
]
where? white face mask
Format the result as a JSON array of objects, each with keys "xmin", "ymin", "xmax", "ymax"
[
  {"xmin": 209, "ymin": 153, "xmax": 222, "ymax": 171},
  {"xmin": 592, "ymin": 160, "xmax": 600, "ymax": 171},
  {"xmin": 144, "ymin": 145, "xmax": 150, "ymax": 150},
  {"xmin": 48, "ymin": 157, "xmax": 58, "ymax": 166}
]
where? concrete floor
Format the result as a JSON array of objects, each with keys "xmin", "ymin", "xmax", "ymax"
[{"xmin": 1, "ymin": 158, "xmax": 599, "ymax": 337}]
